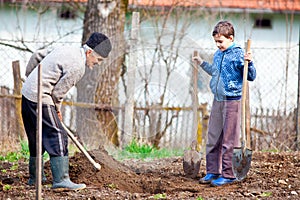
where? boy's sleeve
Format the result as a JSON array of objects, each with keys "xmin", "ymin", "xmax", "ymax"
[
  {"xmin": 200, "ymin": 61, "xmax": 213, "ymax": 76},
  {"xmin": 247, "ymin": 62, "xmax": 256, "ymax": 81}
]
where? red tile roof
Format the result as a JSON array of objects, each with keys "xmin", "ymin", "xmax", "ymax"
[
  {"xmin": 6, "ymin": 0, "xmax": 300, "ymax": 12},
  {"xmin": 129, "ymin": 0, "xmax": 300, "ymax": 12}
]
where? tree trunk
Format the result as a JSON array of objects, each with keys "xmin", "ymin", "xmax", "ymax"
[{"xmin": 76, "ymin": 0, "xmax": 127, "ymax": 149}]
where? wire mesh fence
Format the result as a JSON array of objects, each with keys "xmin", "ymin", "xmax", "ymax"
[
  {"xmin": 0, "ymin": 41, "xmax": 298, "ymax": 153},
  {"xmin": 1, "ymin": 0, "xmax": 299, "ymax": 151},
  {"xmin": 250, "ymin": 46, "xmax": 298, "ymax": 112},
  {"xmin": 1, "ymin": 1, "xmax": 299, "ymax": 153}
]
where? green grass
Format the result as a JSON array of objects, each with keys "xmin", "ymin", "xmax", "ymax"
[
  {"xmin": 153, "ymin": 193, "xmax": 167, "ymax": 199},
  {"xmin": 114, "ymin": 139, "xmax": 184, "ymax": 160},
  {"xmin": 125, "ymin": 139, "xmax": 154, "ymax": 154},
  {"xmin": 261, "ymin": 149, "xmax": 279, "ymax": 153},
  {"xmin": 0, "ymin": 152, "xmax": 23, "ymax": 162},
  {"xmin": 260, "ymin": 191, "xmax": 272, "ymax": 197},
  {"xmin": 0, "ymin": 140, "xmax": 49, "ymax": 162},
  {"xmin": 3, "ymin": 184, "xmax": 12, "ymax": 191},
  {"xmin": 1, "ymin": 138, "xmax": 184, "ymax": 163}
]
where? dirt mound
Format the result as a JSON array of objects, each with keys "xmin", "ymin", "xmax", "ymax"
[{"xmin": 69, "ymin": 148, "xmax": 144, "ymax": 193}]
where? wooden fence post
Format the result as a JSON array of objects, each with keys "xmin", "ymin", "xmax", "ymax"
[
  {"xmin": 12, "ymin": 60, "xmax": 25, "ymax": 140},
  {"xmin": 36, "ymin": 64, "xmax": 42, "ymax": 199},
  {"xmin": 0, "ymin": 87, "xmax": 8, "ymax": 149},
  {"xmin": 122, "ymin": 12, "xmax": 139, "ymax": 148},
  {"xmin": 201, "ymin": 103, "xmax": 209, "ymax": 150},
  {"xmin": 296, "ymin": 35, "xmax": 300, "ymax": 150}
]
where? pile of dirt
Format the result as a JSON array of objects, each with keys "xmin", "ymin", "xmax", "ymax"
[
  {"xmin": 0, "ymin": 149, "xmax": 299, "ymax": 199},
  {"xmin": 69, "ymin": 148, "xmax": 144, "ymax": 193}
]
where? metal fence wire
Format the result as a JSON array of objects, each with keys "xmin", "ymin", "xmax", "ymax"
[{"xmin": 0, "ymin": 41, "xmax": 299, "ymax": 152}]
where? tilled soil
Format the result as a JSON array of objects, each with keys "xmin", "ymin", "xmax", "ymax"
[{"xmin": 0, "ymin": 149, "xmax": 299, "ymax": 199}]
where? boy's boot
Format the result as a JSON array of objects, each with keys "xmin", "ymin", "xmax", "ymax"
[
  {"xmin": 50, "ymin": 156, "xmax": 86, "ymax": 191},
  {"xmin": 199, "ymin": 173, "xmax": 220, "ymax": 184},
  {"xmin": 28, "ymin": 156, "xmax": 47, "ymax": 186}
]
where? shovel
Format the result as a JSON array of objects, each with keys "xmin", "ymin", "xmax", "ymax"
[
  {"xmin": 232, "ymin": 39, "xmax": 252, "ymax": 181},
  {"xmin": 182, "ymin": 51, "xmax": 202, "ymax": 178},
  {"xmin": 183, "ymin": 140, "xmax": 202, "ymax": 178}
]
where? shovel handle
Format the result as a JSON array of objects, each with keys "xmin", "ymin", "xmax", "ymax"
[
  {"xmin": 241, "ymin": 39, "xmax": 251, "ymax": 146},
  {"xmin": 62, "ymin": 123, "xmax": 101, "ymax": 170}
]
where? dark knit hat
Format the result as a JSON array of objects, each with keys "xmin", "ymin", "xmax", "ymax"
[{"xmin": 86, "ymin": 32, "xmax": 112, "ymax": 58}]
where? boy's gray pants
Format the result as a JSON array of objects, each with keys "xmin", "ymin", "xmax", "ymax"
[{"xmin": 205, "ymin": 99, "xmax": 241, "ymax": 179}]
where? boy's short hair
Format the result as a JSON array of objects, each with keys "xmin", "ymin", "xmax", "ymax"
[{"xmin": 212, "ymin": 21, "xmax": 235, "ymax": 38}]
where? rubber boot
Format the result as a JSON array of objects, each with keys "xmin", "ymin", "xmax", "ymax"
[
  {"xmin": 50, "ymin": 156, "xmax": 86, "ymax": 191},
  {"xmin": 28, "ymin": 156, "xmax": 47, "ymax": 186},
  {"xmin": 199, "ymin": 173, "xmax": 220, "ymax": 184}
]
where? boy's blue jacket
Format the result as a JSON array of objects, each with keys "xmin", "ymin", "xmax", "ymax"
[{"xmin": 200, "ymin": 43, "xmax": 256, "ymax": 101}]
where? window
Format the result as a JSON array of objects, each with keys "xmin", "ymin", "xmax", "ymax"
[
  {"xmin": 58, "ymin": 5, "xmax": 76, "ymax": 19},
  {"xmin": 254, "ymin": 18, "xmax": 272, "ymax": 28}
]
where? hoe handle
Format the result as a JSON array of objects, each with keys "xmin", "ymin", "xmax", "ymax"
[{"xmin": 62, "ymin": 123, "xmax": 101, "ymax": 170}]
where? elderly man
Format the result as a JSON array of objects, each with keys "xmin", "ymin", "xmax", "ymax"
[{"xmin": 21, "ymin": 32, "xmax": 112, "ymax": 191}]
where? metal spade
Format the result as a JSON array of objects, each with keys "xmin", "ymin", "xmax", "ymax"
[
  {"xmin": 183, "ymin": 140, "xmax": 202, "ymax": 178},
  {"xmin": 232, "ymin": 39, "xmax": 252, "ymax": 181}
]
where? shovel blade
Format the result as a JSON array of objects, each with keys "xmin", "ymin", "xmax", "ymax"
[
  {"xmin": 232, "ymin": 147, "xmax": 252, "ymax": 181},
  {"xmin": 183, "ymin": 150, "xmax": 202, "ymax": 178}
]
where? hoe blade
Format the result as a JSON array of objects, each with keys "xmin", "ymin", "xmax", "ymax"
[{"xmin": 232, "ymin": 147, "xmax": 252, "ymax": 181}]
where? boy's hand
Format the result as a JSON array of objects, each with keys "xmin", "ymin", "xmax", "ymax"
[
  {"xmin": 192, "ymin": 54, "xmax": 203, "ymax": 65},
  {"xmin": 244, "ymin": 52, "xmax": 252, "ymax": 62}
]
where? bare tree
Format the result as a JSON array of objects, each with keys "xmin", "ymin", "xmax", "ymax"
[
  {"xmin": 120, "ymin": 4, "xmax": 209, "ymax": 148},
  {"xmin": 76, "ymin": 0, "xmax": 127, "ymax": 149}
]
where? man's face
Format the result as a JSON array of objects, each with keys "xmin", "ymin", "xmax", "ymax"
[
  {"xmin": 213, "ymin": 34, "xmax": 233, "ymax": 51},
  {"xmin": 86, "ymin": 50, "xmax": 104, "ymax": 69}
]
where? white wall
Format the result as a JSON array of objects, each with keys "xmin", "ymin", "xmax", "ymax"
[{"xmin": 0, "ymin": 6, "xmax": 299, "ymax": 110}]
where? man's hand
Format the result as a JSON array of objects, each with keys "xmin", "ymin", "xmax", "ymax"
[
  {"xmin": 57, "ymin": 111, "xmax": 62, "ymax": 121},
  {"xmin": 192, "ymin": 54, "xmax": 203, "ymax": 65}
]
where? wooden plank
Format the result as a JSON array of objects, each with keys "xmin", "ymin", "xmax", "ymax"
[
  {"xmin": 122, "ymin": 12, "xmax": 140, "ymax": 147},
  {"xmin": 36, "ymin": 64, "xmax": 42, "ymax": 199},
  {"xmin": 12, "ymin": 60, "xmax": 25, "ymax": 140},
  {"xmin": 297, "ymin": 36, "xmax": 300, "ymax": 150}
]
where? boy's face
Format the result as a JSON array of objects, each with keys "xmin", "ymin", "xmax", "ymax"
[{"xmin": 213, "ymin": 34, "xmax": 234, "ymax": 51}]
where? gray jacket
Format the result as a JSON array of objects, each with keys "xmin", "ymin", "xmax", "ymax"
[{"xmin": 22, "ymin": 46, "xmax": 86, "ymax": 111}]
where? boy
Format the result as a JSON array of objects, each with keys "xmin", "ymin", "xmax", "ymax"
[
  {"xmin": 193, "ymin": 21, "xmax": 256, "ymax": 186},
  {"xmin": 21, "ymin": 32, "xmax": 112, "ymax": 191}
]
